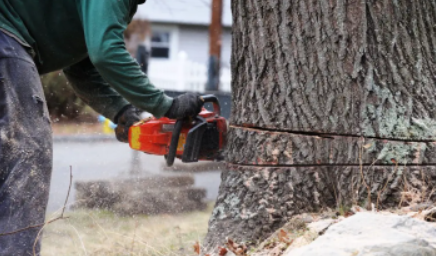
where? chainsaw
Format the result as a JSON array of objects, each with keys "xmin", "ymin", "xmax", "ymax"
[{"xmin": 128, "ymin": 95, "xmax": 227, "ymax": 167}]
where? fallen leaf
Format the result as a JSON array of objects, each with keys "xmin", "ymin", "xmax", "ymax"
[
  {"xmin": 263, "ymin": 241, "xmax": 277, "ymax": 249},
  {"xmin": 226, "ymin": 238, "xmax": 236, "ymax": 249},
  {"xmin": 193, "ymin": 241, "xmax": 200, "ymax": 255},
  {"xmin": 344, "ymin": 211, "xmax": 355, "ymax": 217},
  {"xmin": 242, "ymin": 244, "xmax": 247, "ymax": 251},
  {"xmin": 225, "ymin": 238, "xmax": 248, "ymax": 256},
  {"xmin": 391, "ymin": 158, "xmax": 397, "ymax": 164},
  {"xmin": 363, "ymin": 143, "xmax": 373, "ymax": 149},
  {"xmin": 278, "ymin": 229, "xmax": 290, "ymax": 244},
  {"xmin": 218, "ymin": 246, "xmax": 228, "ymax": 256}
]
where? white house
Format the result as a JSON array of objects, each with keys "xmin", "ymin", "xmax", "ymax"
[{"xmin": 134, "ymin": 0, "xmax": 233, "ymax": 92}]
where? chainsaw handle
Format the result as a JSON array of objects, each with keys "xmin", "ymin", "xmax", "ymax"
[
  {"xmin": 166, "ymin": 118, "xmax": 184, "ymax": 167},
  {"xmin": 166, "ymin": 94, "xmax": 220, "ymax": 167},
  {"xmin": 201, "ymin": 94, "xmax": 221, "ymax": 116}
]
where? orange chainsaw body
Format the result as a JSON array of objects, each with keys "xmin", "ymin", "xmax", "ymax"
[{"xmin": 128, "ymin": 107, "xmax": 227, "ymax": 162}]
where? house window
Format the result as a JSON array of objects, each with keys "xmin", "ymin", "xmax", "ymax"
[{"xmin": 151, "ymin": 31, "xmax": 170, "ymax": 59}]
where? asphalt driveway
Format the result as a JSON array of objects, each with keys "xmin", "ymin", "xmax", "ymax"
[{"xmin": 47, "ymin": 137, "xmax": 221, "ymax": 212}]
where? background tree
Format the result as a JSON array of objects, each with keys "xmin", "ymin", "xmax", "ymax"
[
  {"xmin": 203, "ymin": 0, "xmax": 436, "ymax": 253},
  {"xmin": 124, "ymin": 19, "xmax": 150, "ymax": 58},
  {"xmin": 41, "ymin": 72, "xmax": 86, "ymax": 120}
]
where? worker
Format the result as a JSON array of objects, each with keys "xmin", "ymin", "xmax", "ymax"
[{"xmin": 0, "ymin": 0, "xmax": 204, "ymax": 255}]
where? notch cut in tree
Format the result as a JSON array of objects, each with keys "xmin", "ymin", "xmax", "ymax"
[{"xmin": 203, "ymin": 0, "xmax": 436, "ymax": 254}]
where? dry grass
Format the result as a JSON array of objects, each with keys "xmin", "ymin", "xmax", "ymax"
[{"xmin": 41, "ymin": 203, "xmax": 214, "ymax": 256}]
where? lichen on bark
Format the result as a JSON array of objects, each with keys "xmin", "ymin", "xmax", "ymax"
[{"xmin": 229, "ymin": 0, "xmax": 435, "ymax": 140}]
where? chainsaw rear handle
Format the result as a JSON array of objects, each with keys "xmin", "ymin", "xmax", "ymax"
[
  {"xmin": 166, "ymin": 94, "xmax": 220, "ymax": 167},
  {"xmin": 201, "ymin": 94, "xmax": 221, "ymax": 116}
]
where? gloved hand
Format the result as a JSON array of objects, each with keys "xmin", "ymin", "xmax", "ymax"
[
  {"xmin": 164, "ymin": 93, "xmax": 204, "ymax": 119},
  {"xmin": 114, "ymin": 105, "xmax": 141, "ymax": 143}
]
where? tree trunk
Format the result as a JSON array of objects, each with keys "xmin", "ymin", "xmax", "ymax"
[
  {"xmin": 229, "ymin": 0, "xmax": 435, "ymax": 140},
  {"xmin": 203, "ymin": 0, "xmax": 435, "ymax": 254}
]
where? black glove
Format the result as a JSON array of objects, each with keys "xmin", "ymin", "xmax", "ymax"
[
  {"xmin": 114, "ymin": 105, "xmax": 141, "ymax": 143},
  {"xmin": 164, "ymin": 93, "xmax": 204, "ymax": 119}
]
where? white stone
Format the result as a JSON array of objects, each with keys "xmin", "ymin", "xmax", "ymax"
[
  {"xmin": 285, "ymin": 212, "xmax": 436, "ymax": 256},
  {"xmin": 307, "ymin": 219, "xmax": 335, "ymax": 234}
]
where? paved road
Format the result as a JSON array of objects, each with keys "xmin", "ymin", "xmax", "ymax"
[{"xmin": 47, "ymin": 138, "xmax": 221, "ymax": 212}]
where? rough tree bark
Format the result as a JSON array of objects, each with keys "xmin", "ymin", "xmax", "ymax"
[{"xmin": 203, "ymin": 0, "xmax": 435, "ymax": 254}]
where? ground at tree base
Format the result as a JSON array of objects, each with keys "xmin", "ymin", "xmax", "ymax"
[
  {"xmin": 40, "ymin": 199, "xmax": 435, "ymax": 256},
  {"xmin": 206, "ymin": 203, "xmax": 436, "ymax": 256}
]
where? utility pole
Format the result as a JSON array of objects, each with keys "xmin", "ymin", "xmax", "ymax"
[{"xmin": 206, "ymin": 0, "xmax": 223, "ymax": 91}]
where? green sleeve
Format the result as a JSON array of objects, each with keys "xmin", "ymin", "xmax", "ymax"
[
  {"xmin": 77, "ymin": 0, "xmax": 173, "ymax": 118},
  {"xmin": 63, "ymin": 57, "xmax": 130, "ymax": 122}
]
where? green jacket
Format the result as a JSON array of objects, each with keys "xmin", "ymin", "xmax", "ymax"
[{"xmin": 0, "ymin": 0, "xmax": 173, "ymax": 120}]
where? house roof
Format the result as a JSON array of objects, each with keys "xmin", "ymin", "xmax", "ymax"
[{"xmin": 134, "ymin": 0, "xmax": 232, "ymax": 27}]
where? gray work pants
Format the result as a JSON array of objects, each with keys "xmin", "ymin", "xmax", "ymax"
[{"xmin": 0, "ymin": 31, "xmax": 52, "ymax": 255}]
